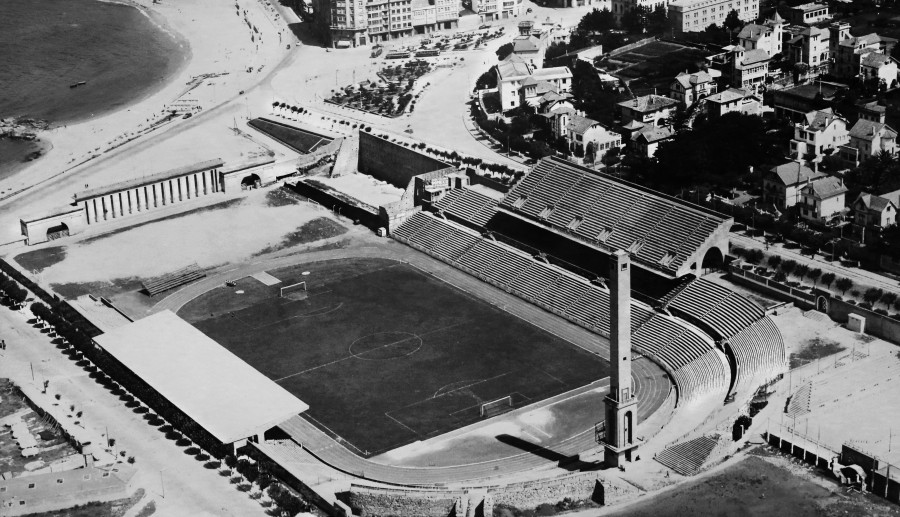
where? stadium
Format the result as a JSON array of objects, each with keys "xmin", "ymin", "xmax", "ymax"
[{"xmin": 12, "ymin": 127, "xmax": 787, "ymax": 515}]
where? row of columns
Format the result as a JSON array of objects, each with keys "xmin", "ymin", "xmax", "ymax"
[{"xmin": 83, "ymin": 169, "xmax": 220, "ymax": 224}]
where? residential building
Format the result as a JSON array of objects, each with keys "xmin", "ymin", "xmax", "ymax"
[
  {"xmin": 495, "ymin": 56, "xmax": 571, "ymax": 111},
  {"xmin": 315, "ymin": 0, "xmax": 458, "ymax": 46},
  {"xmin": 730, "ymin": 47, "xmax": 770, "ymax": 92},
  {"xmin": 771, "ymin": 81, "xmax": 847, "ymax": 122},
  {"xmin": 704, "ymin": 88, "xmax": 762, "ymax": 117},
  {"xmin": 633, "ymin": 125, "xmax": 675, "ymax": 157},
  {"xmin": 0, "ymin": 465, "xmax": 137, "ymax": 517},
  {"xmin": 857, "ymin": 100, "xmax": 887, "ymax": 124},
  {"xmin": 762, "ymin": 161, "xmax": 826, "ymax": 209},
  {"xmin": 669, "ymin": 0, "xmax": 759, "ymax": 34},
  {"xmin": 475, "ymin": 0, "xmax": 521, "ymax": 21},
  {"xmin": 830, "ymin": 23, "xmax": 898, "ymax": 79},
  {"xmin": 612, "ymin": 0, "xmax": 667, "ymax": 25},
  {"xmin": 565, "ymin": 115, "xmax": 622, "ymax": 160},
  {"xmin": 787, "ymin": 26, "xmax": 830, "ymax": 73},
  {"xmin": 512, "ymin": 35, "xmax": 546, "ymax": 70},
  {"xmin": 847, "ymin": 118, "xmax": 898, "ymax": 160},
  {"xmin": 852, "ymin": 190, "xmax": 900, "ymax": 229},
  {"xmin": 861, "ymin": 53, "xmax": 899, "ymax": 87},
  {"xmin": 799, "ymin": 176, "xmax": 847, "ymax": 222},
  {"xmin": 737, "ymin": 12, "xmax": 783, "ymax": 57},
  {"xmin": 617, "ymin": 94, "xmax": 678, "ymax": 129},
  {"xmin": 669, "ymin": 70, "xmax": 718, "ymax": 106},
  {"xmin": 785, "ymin": 2, "xmax": 829, "ymax": 26},
  {"xmin": 790, "ymin": 108, "xmax": 849, "ymax": 162}
]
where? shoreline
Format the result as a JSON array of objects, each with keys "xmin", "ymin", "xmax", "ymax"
[{"xmin": 0, "ymin": 0, "xmax": 294, "ymax": 242}]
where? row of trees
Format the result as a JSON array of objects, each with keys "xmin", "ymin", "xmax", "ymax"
[
  {"xmin": 735, "ymin": 248, "xmax": 900, "ymax": 312},
  {"xmin": 0, "ymin": 272, "xmax": 28, "ymax": 309}
]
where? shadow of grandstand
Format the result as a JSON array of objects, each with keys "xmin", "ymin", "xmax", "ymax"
[{"xmin": 496, "ymin": 434, "xmax": 603, "ymax": 472}]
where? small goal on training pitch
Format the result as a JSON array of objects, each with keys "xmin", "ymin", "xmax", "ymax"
[
  {"xmin": 280, "ymin": 281, "xmax": 307, "ymax": 298},
  {"xmin": 480, "ymin": 395, "xmax": 513, "ymax": 418}
]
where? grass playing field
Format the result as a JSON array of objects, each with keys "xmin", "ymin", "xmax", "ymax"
[
  {"xmin": 181, "ymin": 258, "xmax": 609, "ymax": 456},
  {"xmin": 248, "ymin": 118, "xmax": 332, "ymax": 154}
]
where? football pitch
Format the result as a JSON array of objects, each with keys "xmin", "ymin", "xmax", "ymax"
[{"xmin": 182, "ymin": 258, "xmax": 609, "ymax": 457}]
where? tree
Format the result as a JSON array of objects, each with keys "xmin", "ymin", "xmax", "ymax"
[
  {"xmin": 807, "ymin": 268, "xmax": 822, "ymax": 286},
  {"xmin": 585, "ymin": 141, "xmax": 598, "ymax": 164},
  {"xmin": 474, "ymin": 69, "xmax": 497, "ymax": 91},
  {"xmin": 780, "ymin": 259, "xmax": 797, "ymax": 278},
  {"xmin": 795, "ymin": 263, "xmax": 810, "ymax": 280},
  {"xmin": 723, "ymin": 9, "xmax": 743, "ymax": 32},
  {"xmin": 835, "ymin": 277, "xmax": 853, "ymax": 295},
  {"xmin": 864, "ymin": 287, "xmax": 884, "ymax": 306},
  {"xmin": 575, "ymin": 8, "xmax": 616, "ymax": 34},
  {"xmin": 881, "ymin": 291, "xmax": 898, "ymax": 310},
  {"xmin": 496, "ymin": 43, "xmax": 514, "ymax": 61},
  {"xmin": 622, "ymin": 5, "xmax": 651, "ymax": 33},
  {"xmin": 821, "ymin": 272, "xmax": 836, "ymax": 289},
  {"xmin": 768, "ymin": 255, "xmax": 782, "ymax": 270},
  {"xmin": 544, "ymin": 42, "xmax": 570, "ymax": 65},
  {"xmin": 774, "ymin": 270, "xmax": 787, "ymax": 283}
]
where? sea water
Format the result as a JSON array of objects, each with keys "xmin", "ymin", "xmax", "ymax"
[{"xmin": 0, "ymin": 0, "xmax": 188, "ymax": 174}]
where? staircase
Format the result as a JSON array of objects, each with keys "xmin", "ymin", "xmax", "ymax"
[
  {"xmin": 331, "ymin": 134, "xmax": 359, "ymax": 177},
  {"xmin": 654, "ymin": 434, "xmax": 720, "ymax": 476}
]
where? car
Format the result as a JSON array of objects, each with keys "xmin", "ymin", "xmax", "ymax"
[
  {"xmin": 526, "ymin": 7, "xmax": 532, "ymax": 13},
  {"xmin": 182, "ymin": 113, "xmax": 192, "ymax": 119}
]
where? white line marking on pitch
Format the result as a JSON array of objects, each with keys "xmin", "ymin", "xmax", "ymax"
[{"xmin": 385, "ymin": 413, "xmax": 420, "ymax": 436}]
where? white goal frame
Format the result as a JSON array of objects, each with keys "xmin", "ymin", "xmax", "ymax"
[
  {"xmin": 480, "ymin": 395, "xmax": 513, "ymax": 417},
  {"xmin": 279, "ymin": 281, "xmax": 307, "ymax": 297}
]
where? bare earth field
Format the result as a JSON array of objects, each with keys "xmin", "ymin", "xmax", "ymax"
[{"xmin": 606, "ymin": 453, "xmax": 900, "ymax": 517}]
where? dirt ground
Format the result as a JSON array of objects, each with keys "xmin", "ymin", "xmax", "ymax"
[{"xmin": 606, "ymin": 453, "xmax": 900, "ymax": 517}]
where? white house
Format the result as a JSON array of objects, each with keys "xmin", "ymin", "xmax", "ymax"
[
  {"xmin": 790, "ymin": 108, "xmax": 850, "ymax": 162},
  {"xmin": 737, "ymin": 13, "xmax": 784, "ymax": 57},
  {"xmin": 763, "ymin": 161, "xmax": 826, "ymax": 209},
  {"xmin": 495, "ymin": 55, "xmax": 572, "ymax": 111},
  {"xmin": 848, "ymin": 118, "xmax": 898, "ymax": 160},
  {"xmin": 669, "ymin": 70, "xmax": 718, "ymax": 107},
  {"xmin": 799, "ymin": 175, "xmax": 847, "ymax": 222}
]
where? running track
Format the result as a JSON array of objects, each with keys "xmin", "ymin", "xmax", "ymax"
[{"xmin": 152, "ymin": 238, "xmax": 672, "ymax": 485}]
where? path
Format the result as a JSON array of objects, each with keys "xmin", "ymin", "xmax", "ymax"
[{"xmin": 731, "ymin": 232, "xmax": 900, "ymax": 297}]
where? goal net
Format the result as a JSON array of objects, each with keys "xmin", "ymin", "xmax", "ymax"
[
  {"xmin": 280, "ymin": 281, "xmax": 307, "ymax": 298},
  {"xmin": 480, "ymin": 395, "xmax": 513, "ymax": 418}
]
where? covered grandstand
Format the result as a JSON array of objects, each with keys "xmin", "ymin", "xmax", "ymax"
[
  {"xmin": 93, "ymin": 310, "xmax": 309, "ymax": 454},
  {"xmin": 494, "ymin": 157, "xmax": 732, "ymax": 278}
]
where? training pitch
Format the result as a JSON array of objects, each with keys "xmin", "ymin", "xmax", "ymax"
[{"xmin": 181, "ymin": 258, "xmax": 609, "ymax": 456}]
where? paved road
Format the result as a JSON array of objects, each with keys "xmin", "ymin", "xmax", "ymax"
[{"xmin": 731, "ymin": 232, "xmax": 900, "ymax": 297}]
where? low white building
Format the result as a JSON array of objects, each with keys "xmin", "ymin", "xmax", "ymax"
[
  {"xmin": 495, "ymin": 55, "xmax": 571, "ymax": 111},
  {"xmin": 790, "ymin": 108, "xmax": 849, "ymax": 162},
  {"xmin": 669, "ymin": 70, "xmax": 718, "ymax": 107}
]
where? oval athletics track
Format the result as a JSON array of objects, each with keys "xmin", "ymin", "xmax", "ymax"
[{"xmin": 150, "ymin": 243, "xmax": 673, "ymax": 485}]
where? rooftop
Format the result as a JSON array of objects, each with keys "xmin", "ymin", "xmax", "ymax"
[
  {"xmin": 861, "ymin": 52, "xmax": 892, "ymax": 68},
  {"xmin": 618, "ymin": 94, "xmax": 678, "ymax": 113},
  {"xmin": 566, "ymin": 114, "xmax": 599, "ymax": 135},
  {"xmin": 706, "ymin": 88, "xmax": 750, "ymax": 104},
  {"xmin": 512, "ymin": 35, "xmax": 541, "ymax": 53},
  {"xmin": 673, "ymin": 70, "xmax": 713, "ymax": 89},
  {"xmin": 803, "ymin": 176, "xmax": 847, "ymax": 199},
  {"xmin": 635, "ymin": 125, "xmax": 676, "ymax": 144},
  {"xmin": 94, "ymin": 310, "xmax": 308, "ymax": 444},
  {"xmin": 736, "ymin": 48, "xmax": 771, "ymax": 67},
  {"xmin": 768, "ymin": 161, "xmax": 826, "ymax": 186},
  {"xmin": 74, "ymin": 159, "xmax": 224, "ymax": 202},
  {"xmin": 800, "ymin": 108, "xmax": 843, "ymax": 131},
  {"xmin": 849, "ymin": 118, "xmax": 898, "ymax": 141},
  {"xmin": 496, "ymin": 56, "xmax": 532, "ymax": 79}
]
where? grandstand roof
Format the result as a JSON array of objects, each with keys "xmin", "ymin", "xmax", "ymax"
[
  {"xmin": 75, "ymin": 159, "xmax": 224, "ymax": 203},
  {"xmin": 498, "ymin": 157, "xmax": 730, "ymax": 277},
  {"xmin": 94, "ymin": 311, "xmax": 308, "ymax": 444}
]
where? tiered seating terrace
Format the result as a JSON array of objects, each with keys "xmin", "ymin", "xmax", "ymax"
[
  {"xmin": 393, "ymin": 212, "xmax": 734, "ymax": 405},
  {"xmin": 500, "ymin": 157, "xmax": 729, "ymax": 275},
  {"xmin": 142, "ymin": 264, "xmax": 206, "ymax": 296},
  {"xmin": 666, "ymin": 278, "xmax": 765, "ymax": 340},
  {"xmin": 432, "ymin": 188, "xmax": 498, "ymax": 228},
  {"xmin": 726, "ymin": 316, "xmax": 786, "ymax": 390},
  {"xmin": 654, "ymin": 434, "xmax": 721, "ymax": 475}
]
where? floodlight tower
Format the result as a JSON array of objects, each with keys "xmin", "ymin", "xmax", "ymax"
[{"xmin": 603, "ymin": 250, "xmax": 639, "ymax": 467}]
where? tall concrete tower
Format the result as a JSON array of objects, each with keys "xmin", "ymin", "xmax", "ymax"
[{"xmin": 604, "ymin": 250, "xmax": 639, "ymax": 467}]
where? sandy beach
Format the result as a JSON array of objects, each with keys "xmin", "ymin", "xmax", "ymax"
[{"xmin": 0, "ymin": 0, "xmax": 293, "ymax": 241}]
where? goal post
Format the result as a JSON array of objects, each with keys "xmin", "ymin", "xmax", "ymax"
[
  {"xmin": 280, "ymin": 281, "xmax": 307, "ymax": 298},
  {"xmin": 480, "ymin": 395, "xmax": 513, "ymax": 418}
]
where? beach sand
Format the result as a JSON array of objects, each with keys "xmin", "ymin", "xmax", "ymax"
[{"xmin": 0, "ymin": 0, "xmax": 293, "ymax": 242}]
